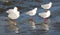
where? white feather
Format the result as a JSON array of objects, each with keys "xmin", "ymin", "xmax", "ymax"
[
  {"xmin": 39, "ymin": 10, "xmax": 50, "ymax": 18},
  {"xmin": 41, "ymin": 2, "xmax": 52, "ymax": 9},
  {"xmin": 6, "ymin": 7, "xmax": 20, "ymax": 19},
  {"xmin": 26, "ymin": 8, "xmax": 37, "ymax": 16}
]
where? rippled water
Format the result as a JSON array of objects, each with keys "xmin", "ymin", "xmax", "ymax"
[{"xmin": 0, "ymin": 0, "xmax": 60, "ymax": 35}]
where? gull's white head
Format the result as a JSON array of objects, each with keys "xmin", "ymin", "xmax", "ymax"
[
  {"xmin": 49, "ymin": 2, "xmax": 52, "ymax": 6},
  {"xmin": 49, "ymin": 2, "xmax": 52, "ymax": 5},
  {"xmin": 34, "ymin": 8, "xmax": 37, "ymax": 11},
  {"xmin": 48, "ymin": 2, "xmax": 52, "ymax": 9},
  {"xmin": 14, "ymin": 7, "xmax": 18, "ymax": 11}
]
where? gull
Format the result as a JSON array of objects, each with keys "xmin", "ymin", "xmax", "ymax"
[
  {"xmin": 6, "ymin": 7, "xmax": 20, "ymax": 33},
  {"xmin": 26, "ymin": 8, "xmax": 37, "ymax": 20},
  {"xmin": 41, "ymin": 2, "xmax": 52, "ymax": 9},
  {"xmin": 38, "ymin": 10, "xmax": 51, "ymax": 23},
  {"xmin": 38, "ymin": 10, "xmax": 50, "ymax": 31},
  {"xmin": 26, "ymin": 8, "xmax": 37, "ymax": 30},
  {"xmin": 6, "ymin": 7, "xmax": 20, "ymax": 19}
]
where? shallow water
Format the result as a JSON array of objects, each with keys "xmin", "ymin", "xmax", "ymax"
[{"xmin": 0, "ymin": 0, "xmax": 60, "ymax": 35}]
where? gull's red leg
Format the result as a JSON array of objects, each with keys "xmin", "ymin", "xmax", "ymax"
[{"xmin": 44, "ymin": 18, "xmax": 47, "ymax": 24}]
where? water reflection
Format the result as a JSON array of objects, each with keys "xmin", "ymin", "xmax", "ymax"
[
  {"xmin": 0, "ymin": 0, "xmax": 60, "ymax": 35},
  {"xmin": 31, "ymin": 30, "xmax": 48, "ymax": 35},
  {"xmin": 53, "ymin": 22, "xmax": 60, "ymax": 31}
]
